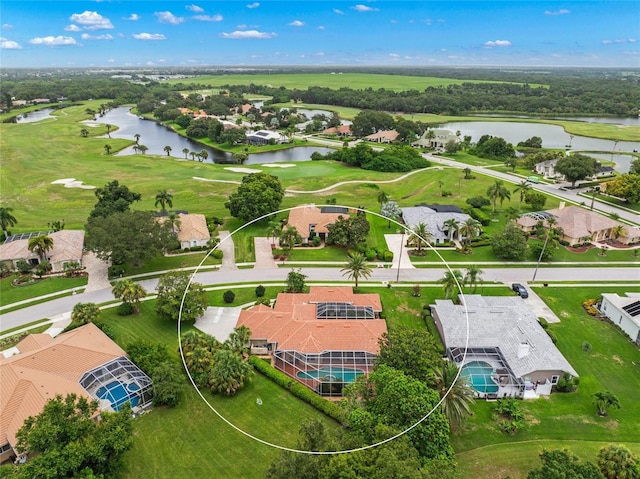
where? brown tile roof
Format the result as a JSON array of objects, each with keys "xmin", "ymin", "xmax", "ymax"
[
  {"xmin": 364, "ymin": 130, "xmax": 399, "ymax": 142},
  {"xmin": 237, "ymin": 286, "xmax": 386, "ymax": 354},
  {"xmin": 175, "ymin": 214, "xmax": 210, "ymax": 243},
  {"xmin": 0, "ymin": 230, "xmax": 84, "ymax": 266},
  {"xmin": 0, "ymin": 323, "xmax": 126, "ymax": 449},
  {"xmin": 323, "ymin": 125, "xmax": 351, "ymax": 135},
  {"xmin": 286, "ymin": 205, "xmax": 347, "ymax": 238},
  {"xmin": 546, "ymin": 206, "xmax": 621, "ymax": 240},
  {"xmin": 14, "ymin": 334, "xmax": 53, "ymax": 353}
]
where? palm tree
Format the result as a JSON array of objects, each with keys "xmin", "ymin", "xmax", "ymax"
[
  {"xmin": 233, "ymin": 152, "xmax": 248, "ymax": 164},
  {"xmin": 27, "ymin": 234, "xmax": 54, "ymax": 262},
  {"xmin": 504, "ymin": 206, "xmax": 520, "ymax": 223},
  {"xmin": 513, "ymin": 180, "xmax": 531, "ymax": 209},
  {"xmin": 104, "ymin": 144, "xmax": 112, "ymax": 155},
  {"xmin": 463, "ymin": 167, "xmax": 472, "ymax": 179},
  {"xmin": 155, "ymin": 190, "xmax": 174, "ymax": 212},
  {"xmin": 279, "ymin": 225, "xmax": 302, "ymax": 253},
  {"xmin": 341, "ymin": 252, "xmax": 372, "ymax": 290},
  {"xmin": 224, "ymin": 326, "xmax": 252, "ymax": 358},
  {"xmin": 134, "ymin": 133, "xmax": 141, "ymax": 144},
  {"xmin": 440, "ymin": 269, "xmax": 463, "ymax": 300},
  {"xmin": 458, "ymin": 218, "xmax": 481, "ymax": 251},
  {"xmin": 443, "ymin": 218, "xmax": 460, "ymax": 241},
  {"xmin": 164, "ymin": 145, "xmax": 172, "ymax": 156},
  {"xmin": 209, "ymin": 349, "xmax": 253, "ymax": 395},
  {"xmin": 0, "ymin": 207, "xmax": 18, "ymax": 238},
  {"xmin": 487, "ymin": 179, "xmax": 511, "ymax": 213},
  {"xmin": 138, "ymin": 144, "xmax": 148, "ymax": 155},
  {"xmin": 376, "ymin": 190, "xmax": 389, "ymax": 207},
  {"xmin": 105, "ymin": 124, "xmax": 112, "ymax": 138},
  {"xmin": 612, "ymin": 224, "xmax": 627, "ymax": 240},
  {"xmin": 267, "ymin": 221, "xmax": 282, "ymax": 247},
  {"xmin": 182, "ymin": 147, "xmax": 189, "ymax": 159},
  {"xmin": 189, "ymin": 151, "xmax": 197, "ymax": 161},
  {"xmin": 592, "ymin": 391, "xmax": 621, "ymax": 417},
  {"xmin": 408, "ymin": 222, "xmax": 432, "ymax": 254},
  {"xmin": 112, "ymin": 279, "xmax": 147, "ymax": 314},
  {"xmin": 433, "ymin": 361, "xmax": 476, "ymax": 428},
  {"xmin": 80, "ymin": 128, "xmax": 89, "ymax": 138},
  {"xmin": 464, "ymin": 264, "xmax": 483, "ymax": 292},
  {"xmin": 199, "ymin": 149, "xmax": 209, "ymax": 162}
]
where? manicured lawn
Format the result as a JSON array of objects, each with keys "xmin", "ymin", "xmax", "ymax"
[
  {"xmin": 100, "ymin": 302, "xmax": 342, "ymax": 479},
  {"xmin": 116, "ymin": 252, "xmax": 222, "ymax": 278},
  {"xmin": 452, "ymin": 286, "xmax": 640, "ymax": 478},
  {"xmin": 0, "ymin": 275, "xmax": 88, "ymax": 307}
]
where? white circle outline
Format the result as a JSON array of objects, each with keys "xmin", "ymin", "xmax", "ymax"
[{"xmin": 177, "ymin": 204, "xmax": 470, "ymax": 455}]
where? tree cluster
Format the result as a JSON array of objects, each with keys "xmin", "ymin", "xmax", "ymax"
[
  {"xmin": 314, "ymin": 143, "xmax": 430, "ymax": 173},
  {"xmin": 326, "ymin": 212, "xmax": 371, "ymax": 250},
  {"xmin": 225, "ymin": 173, "xmax": 284, "ymax": 223},
  {"xmin": 470, "ymin": 135, "xmax": 516, "ymax": 160},
  {"xmin": 155, "ymin": 270, "xmax": 209, "ymax": 322}
]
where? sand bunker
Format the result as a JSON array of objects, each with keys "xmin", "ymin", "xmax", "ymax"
[
  {"xmin": 51, "ymin": 178, "xmax": 96, "ymax": 189},
  {"xmin": 261, "ymin": 163, "xmax": 296, "ymax": 168},
  {"xmin": 224, "ymin": 167, "xmax": 262, "ymax": 174}
]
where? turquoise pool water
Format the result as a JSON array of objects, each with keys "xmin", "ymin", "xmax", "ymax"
[
  {"xmin": 461, "ymin": 361, "xmax": 499, "ymax": 394},
  {"xmin": 297, "ymin": 367, "xmax": 364, "ymax": 383},
  {"xmin": 96, "ymin": 380, "xmax": 140, "ymax": 410}
]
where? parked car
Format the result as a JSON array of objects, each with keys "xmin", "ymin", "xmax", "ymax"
[{"xmin": 512, "ymin": 283, "xmax": 529, "ymax": 298}]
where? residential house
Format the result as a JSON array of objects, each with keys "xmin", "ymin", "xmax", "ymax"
[
  {"xmin": 245, "ymin": 130, "xmax": 289, "ymax": 145},
  {"xmin": 400, "ymin": 205, "xmax": 473, "ymax": 244},
  {"xmin": 0, "ymin": 230, "xmax": 84, "ymax": 272},
  {"xmin": 286, "ymin": 204, "xmax": 349, "ymax": 243},
  {"xmin": 516, "ymin": 204, "xmax": 640, "ymax": 246},
  {"xmin": 158, "ymin": 213, "xmax": 210, "ymax": 250},
  {"xmin": 236, "ymin": 286, "xmax": 386, "ymax": 396},
  {"xmin": 600, "ymin": 293, "xmax": 640, "ymax": 344},
  {"xmin": 534, "ymin": 158, "xmax": 563, "ymax": 180},
  {"xmin": 0, "ymin": 323, "xmax": 153, "ymax": 464},
  {"xmin": 412, "ymin": 129, "xmax": 459, "ymax": 150},
  {"xmin": 322, "ymin": 125, "xmax": 352, "ymax": 136},
  {"xmin": 430, "ymin": 295, "xmax": 578, "ymax": 399},
  {"xmin": 364, "ymin": 130, "xmax": 399, "ymax": 143},
  {"xmin": 594, "ymin": 165, "xmax": 615, "ymax": 178}
]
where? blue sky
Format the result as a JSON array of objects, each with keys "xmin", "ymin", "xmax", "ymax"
[{"xmin": 1, "ymin": 1, "xmax": 638, "ymax": 68}]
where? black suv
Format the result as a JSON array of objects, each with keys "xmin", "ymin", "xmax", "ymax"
[{"xmin": 511, "ymin": 283, "xmax": 529, "ymax": 298}]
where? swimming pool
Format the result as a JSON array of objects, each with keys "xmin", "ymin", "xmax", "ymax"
[
  {"xmin": 297, "ymin": 367, "xmax": 364, "ymax": 383},
  {"xmin": 96, "ymin": 380, "xmax": 140, "ymax": 411},
  {"xmin": 461, "ymin": 361, "xmax": 499, "ymax": 394}
]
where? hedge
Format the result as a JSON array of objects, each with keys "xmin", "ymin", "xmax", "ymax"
[
  {"xmin": 248, "ymin": 356, "xmax": 346, "ymax": 424},
  {"xmin": 467, "ymin": 207, "xmax": 491, "ymax": 226}
]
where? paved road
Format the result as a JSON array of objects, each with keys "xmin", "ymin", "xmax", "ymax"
[{"xmin": 2, "ymin": 266, "xmax": 638, "ymax": 332}]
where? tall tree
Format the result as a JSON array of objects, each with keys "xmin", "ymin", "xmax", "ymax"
[
  {"xmin": 376, "ymin": 326, "xmax": 442, "ymax": 381},
  {"xmin": 0, "ymin": 206, "xmax": 18, "ymax": 238},
  {"xmin": 267, "ymin": 220, "xmax": 282, "ymax": 247},
  {"xmin": 134, "ymin": 133, "xmax": 141, "ymax": 144},
  {"xmin": 464, "ymin": 264, "xmax": 483, "ymax": 292},
  {"xmin": 163, "ymin": 145, "xmax": 172, "ymax": 156},
  {"xmin": 112, "ymin": 279, "xmax": 147, "ymax": 314},
  {"xmin": 555, "ymin": 154, "xmax": 599, "ymax": 187},
  {"xmin": 103, "ymin": 144, "xmax": 112, "ymax": 155},
  {"xmin": 408, "ymin": 222, "xmax": 432, "ymax": 254},
  {"xmin": 80, "ymin": 128, "xmax": 89, "ymax": 138},
  {"xmin": 513, "ymin": 180, "xmax": 532, "ymax": 208},
  {"xmin": 209, "ymin": 348, "xmax": 253, "ymax": 395},
  {"xmin": 89, "ymin": 180, "xmax": 141, "ymax": 219},
  {"xmin": 154, "ymin": 189, "xmax": 174, "ymax": 212},
  {"xmin": 376, "ymin": 190, "xmax": 389, "ymax": 206},
  {"xmin": 486, "ymin": 179, "xmax": 511, "ymax": 212},
  {"xmin": 155, "ymin": 270, "xmax": 209, "ymax": 322},
  {"xmin": 286, "ymin": 269, "xmax": 306, "ymax": 293},
  {"xmin": 527, "ymin": 449, "xmax": 605, "ymax": 479},
  {"xmin": 182, "ymin": 147, "xmax": 189, "ymax": 159},
  {"xmin": 432, "ymin": 361, "xmax": 476, "ymax": 428},
  {"xmin": 596, "ymin": 444, "xmax": 640, "ymax": 479},
  {"xmin": 27, "ymin": 234, "xmax": 54, "ymax": 262},
  {"xmin": 341, "ymin": 252, "xmax": 372, "ymax": 290},
  {"xmin": 443, "ymin": 218, "xmax": 460, "ymax": 241},
  {"xmin": 71, "ymin": 302, "xmax": 101, "ymax": 324},
  {"xmin": 440, "ymin": 269, "xmax": 464, "ymax": 300},
  {"xmin": 225, "ymin": 173, "xmax": 284, "ymax": 223},
  {"xmin": 380, "ymin": 200, "xmax": 402, "ymax": 228},
  {"xmin": 492, "ymin": 223, "xmax": 528, "ymax": 261}
]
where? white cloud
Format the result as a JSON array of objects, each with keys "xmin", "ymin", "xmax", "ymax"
[
  {"xmin": 125, "ymin": 14, "xmax": 139, "ymax": 21},
  {"xmin": 333, "ymin": 8, "xmax": 344, "ymax": 14},
  {"xmin": 220, "ymin": 30, "xmax": 276, "ymax": 39},
  {"xmin": 544, "ymin": 9, "xmax": 570, "ymax": 16},
  {"xmin": 81, "ymin": 33, "xmax": 113, "ymax": 40},
  {"xmin": 318, "ymin": 25, "xmax": 325, "ymax": 30},
  {"xmin": 288, "ymin": 20, "xmax": 304, "ymax": 27},
  {"xmin": 69, "ymin": 11, "xmax": 113, "ymax": 30},
  {"xmin": 0, "ymin": 38, "xmax": 21, "ymax": 49},
  {"xmin": 247, "ymin": 2, "xmax": 260, "ymax": 8},
  {"xmin": 484, "ymin": 40, "xmax": 512, "ymax": 48},
  {"xmin": 602, "ymin": 38, "xmax": 637, "ymax": 44},
  {"xmin": 237, "ymin": 24, "xmax": 247, "ymax": 29},
  {"xmin": 389, "ymin": 53, "xmax": 399, "ymax": 58},
  {"xmin": 29, "ymin": 36, "xmax": 78, "ymax": 46},
  {"xmin": 186, "ymin": 4, "xmax": 204, "ymax": 13},
  {"xmin": 352, "ymin": 5, "xmax": 379, "ymax": 12},
  {"xmin": 193, "ymin": 14, "xmax": 223, "ymax": 22},
  {"xmin": 107, "ymin": 58, "xmax": 115, "ymax": 62},
  {"xmin": 133, "ymin": 32, "xmax": 167, "ymax": 40},
  {"xmin": 2, "ymin": 24, "xmax": 13, "ymax": 29},
  {"xmin": 155, "ymin": 11, "xmax": 184, "ymax": 25},
  {"xmin": 390, "ymin": 19, "xmax": 397, "ymax": 24},
  {"xmin": 64, "ymin": 24, "xmax": 82, "ymax": 32}
]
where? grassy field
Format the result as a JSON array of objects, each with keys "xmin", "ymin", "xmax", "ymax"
[
  {"xmin": 452, "ymin": 285, "xmax": 640, "ymax": 478},
  {"xmin": 167, "ymin": 72, "xmax": 546, "ymax": 92},
  {"xmin": 0, "ymin": 275, "xmax": 87, "ymax": 307}
]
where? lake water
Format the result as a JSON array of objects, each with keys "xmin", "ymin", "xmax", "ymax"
[
  {"xmin": 439, "ymin": 121, "xmax": 640, "ymax": 165},
  {"xmin": 13, "ymin": 107, "xmax": 56, "ymax": 123},
  {"xmin": 88, "ymin": 107, "xmax": 334, "ymax": 164}
]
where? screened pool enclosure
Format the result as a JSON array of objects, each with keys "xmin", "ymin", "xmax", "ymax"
[{"xmin": 80, "ymin": 357, "xmax": 153, "ymax": 412}]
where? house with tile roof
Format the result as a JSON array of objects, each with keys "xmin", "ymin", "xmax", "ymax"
[
  {"xmin": 0, "ymin": 230, "xmax": 84, "ymax": 272},
  {"xmin": 237, "ymin": 286, "xmax": 386, "ymax": 396},
  {"xmin": 286, "ymin": 204, "xmax": 349, "ymax": 243},
  {"xmin": 430, "ymin": 295, "xmax": 578, "ymax": 400},
  {"xmin": 516, "ymin": 204, "xmax": 640, "ymax": 246},
  {"xmin": 323, "ymin": 125, "xmax": 352, "ymax": 136},
  {"xmin": 600, "ymin": 292, "xmax": 640, "ymax": 344},
  {"xmin": 0, "ymin": 323, "xmax": 152, "ymax": 463},
  {"xmin": 412, "ymin": 129, "xmax": 459, "ymax": 151},
  {"xmin": 175, "ymin": 214, "xmax": 211, "ymax": 250},
  {"xmin": 364, "ymin": 129, "xmax": 399, "ymax": 143}
]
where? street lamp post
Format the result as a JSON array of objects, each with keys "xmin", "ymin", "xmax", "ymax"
[{"xmin": 396, "ymin": 232, "xmax": 404, "ymax": 283}]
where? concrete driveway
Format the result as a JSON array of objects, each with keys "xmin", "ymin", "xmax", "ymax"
[
  {"xmin": 194, "ymin": 306, "xmax": 243, "ymax": 342},
  {"xmin": 519, "ymin": 284, "xmax": 561, "ymax": 323}
]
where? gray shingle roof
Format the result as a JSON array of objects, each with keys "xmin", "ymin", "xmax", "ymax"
[
  {"xmin": 431, "ymin": 295, "xmax": 578, "ymax": 379},
  {"xmin": 401, "ymin": 206, "xmax": 471, "ymax": 243}
]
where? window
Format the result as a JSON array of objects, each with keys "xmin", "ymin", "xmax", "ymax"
[{"xmin": 551, "ymin": 375, "xmax": 560, "ymax": 385}]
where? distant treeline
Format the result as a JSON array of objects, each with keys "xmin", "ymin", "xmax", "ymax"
[{"xmin": 1, "ymin": 68, "xmax": 638, "ymax": 117}]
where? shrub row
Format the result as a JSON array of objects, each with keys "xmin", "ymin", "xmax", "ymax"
[
  {"xmin": 466, "ymin": 207, "xmax": 491, "ymax": 226},
  {"xmin": 248, "ymin": 356, "xmax": 346, "ymax": 423},
  {"xmin": 582, "ymin": 299, "xmax": 600, "ymax": 317}
]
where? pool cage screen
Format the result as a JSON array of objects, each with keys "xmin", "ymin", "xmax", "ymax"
[
  {"xmin": 80, "ymin": 356, "xmax": 153, "ymax": 412},
  {"xmin": 274, "ymin": 349, "xmax": 377, "ymax": 397},
  {"xmin": 447, "ymin": 346, "xmax": 523, "ymax": 396}
]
